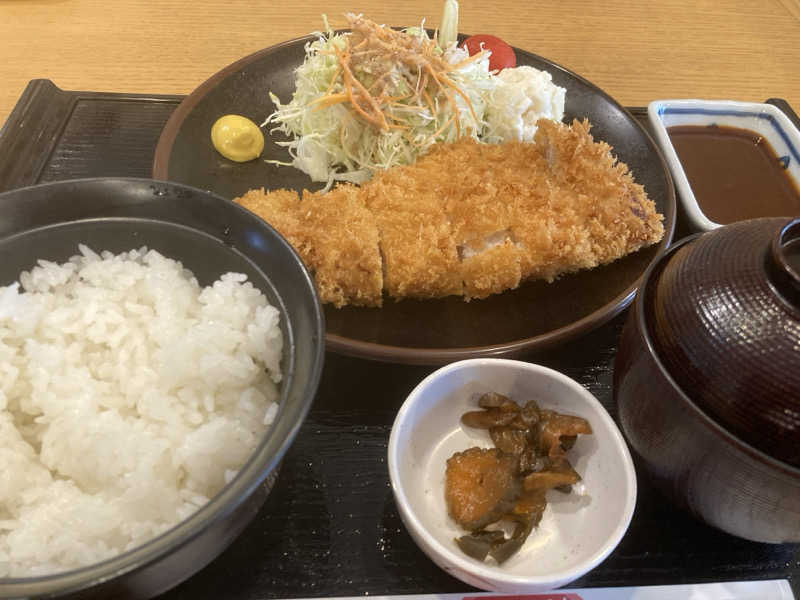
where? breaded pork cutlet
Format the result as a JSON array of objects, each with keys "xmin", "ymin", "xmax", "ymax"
[
  {"xmin": 361, "ymin": 168, "xmax": 463, "ymax": 300},
  {"xmin": 400, "ymin": 140, "xmax": 529, "ymax": 299},
  {"xmin": 533, "ymin": 119, "xmax": 664, "ymax": 274},
  {"xmin": 234, "ymin": 119, "xmax": 664, "ymax": 307},
  {"xmin": 236, "ymin": 185, "xmax": 382, "ymax": 307}
]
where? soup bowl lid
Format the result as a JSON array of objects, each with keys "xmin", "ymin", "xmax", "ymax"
[{"xmin": 643, "ymin": 216, "xmax": 800, "ymax": 468}]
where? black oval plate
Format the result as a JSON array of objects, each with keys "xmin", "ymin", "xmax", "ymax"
[{"xmin": 153, "ymin": 33, "xmax": 675, "ymax": 365}]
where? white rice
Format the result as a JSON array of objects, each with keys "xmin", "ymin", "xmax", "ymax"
[{"xmin": 0, "ymin": 245, "xmax": 283, "ymax": 578}]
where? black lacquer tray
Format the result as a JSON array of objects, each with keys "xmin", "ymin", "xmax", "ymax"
[{"xmin": 0, "ymin": 79, "xmax": 798, "ymax": 598}]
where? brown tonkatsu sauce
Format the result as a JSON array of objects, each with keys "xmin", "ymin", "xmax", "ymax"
[{"xmin": 667, "ymin": 124, "xmax": 800, "ymax": 224}]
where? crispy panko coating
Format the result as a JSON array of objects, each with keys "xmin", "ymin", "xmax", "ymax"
[
  {"xmin": 234, "ymin": 119, "xmax": 664, "ymax": 307},
  {"xmin": 237, "ymin": 185, "xmax": 382, "ymax": 307},
  {"xmin": 360, "ymin": 177, "xmax": 463, "ymax": 300}
]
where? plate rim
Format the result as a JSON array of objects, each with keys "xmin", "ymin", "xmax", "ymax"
[{"xmin": 152, "ymin": 31, "xmax": 677, "ymax": 365}]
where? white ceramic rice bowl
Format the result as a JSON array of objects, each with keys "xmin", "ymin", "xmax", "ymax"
[{"xmin": 387, "ymin": 358, "xmax": 636, "ymax": 593}]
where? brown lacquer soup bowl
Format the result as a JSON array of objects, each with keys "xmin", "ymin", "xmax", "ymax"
[{"xmin": 614, "ymin": 217, "xmax": 800, "ymax": 543}]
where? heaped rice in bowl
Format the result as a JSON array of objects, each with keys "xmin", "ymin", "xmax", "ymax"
[{"xmin": 0, "ymin": 245, "xmax": 283, "ymax": 577}]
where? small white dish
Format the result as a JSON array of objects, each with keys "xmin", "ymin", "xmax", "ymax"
[
  {"xmin": 387, "ymin": 358, "xmax": 636, "ymax": 593},
  {"xmin": 648, "ymin": 99, "xmax": 800, "ymax": 231}
]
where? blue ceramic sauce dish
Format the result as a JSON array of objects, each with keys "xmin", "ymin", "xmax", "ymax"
[{"xmin": 648, "ymin": 99, "xmax": 800, "ymax": 232}]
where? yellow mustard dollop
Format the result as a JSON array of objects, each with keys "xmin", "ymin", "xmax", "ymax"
[{"xmin": 211, "ymin": 115, "xmax": 265, "ymax": 162}]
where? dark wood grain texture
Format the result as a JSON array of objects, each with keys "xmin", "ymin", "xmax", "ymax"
[{"xmin": 0, "ymin": 81, "xmax": 797, "ymax": 598}]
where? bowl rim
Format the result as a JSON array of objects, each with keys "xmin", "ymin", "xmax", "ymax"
[
  {"xmin": 387, "ymin": 357, "xmax": 637, "ymax": 588},
  {"xmin": 0, "ymin": 177, "xmax": 326, "ymax": 595},
  {"xmin": 647, "ymin": 98, "xmax": 800, "ymax": 232},
  {"xmin": 633, "ymin": 229, "xmax": 800, "ymax": 478}
]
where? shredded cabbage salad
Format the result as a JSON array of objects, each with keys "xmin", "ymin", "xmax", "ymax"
[{"xmin": 264, "ymin": 2, "xmax": 565, "ymax": 188}]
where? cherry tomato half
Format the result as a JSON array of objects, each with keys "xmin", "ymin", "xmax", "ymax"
[{"xmin": 460, "ymin": 34, "xmax": 516, "ymax": 72}]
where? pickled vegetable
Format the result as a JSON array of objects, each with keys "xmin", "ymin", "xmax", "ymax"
[
  {"xmin": 445, "ymin": 447, "xmax": 520, "ymax": 531},
  {"xmin": 445, "ymin": 394, "xmax": 592, "ymax": 564}
]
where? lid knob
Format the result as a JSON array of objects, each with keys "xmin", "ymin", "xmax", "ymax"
[{"xmin": 768, "ymin": 217, "xmax": 800, "ymax": 307}]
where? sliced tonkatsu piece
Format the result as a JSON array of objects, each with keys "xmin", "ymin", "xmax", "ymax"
[
  {"xmin": 413, "ymin": 140, "xmax": 526, "ymax": 299},
  {"xmin": 234, "ymin": 186, "xmax": 383, "ymax": 307},
  {"xmin": 361, "ymin": 173, "xmax": 463, "ymax": 299},
  {"xmin": 460, "ymin": 239, "xmax": 522, "ymax": 300},
  {"xmin": 235, "ymin": 188, "xmax": 304, "ymax": 242},
  {"xmin": 294, "ymin": 185, "xmax": 383, "ymax": 307},
  {"xmin": 533, "ymin": 118, "xmax": 665, "ymax": 265}
]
